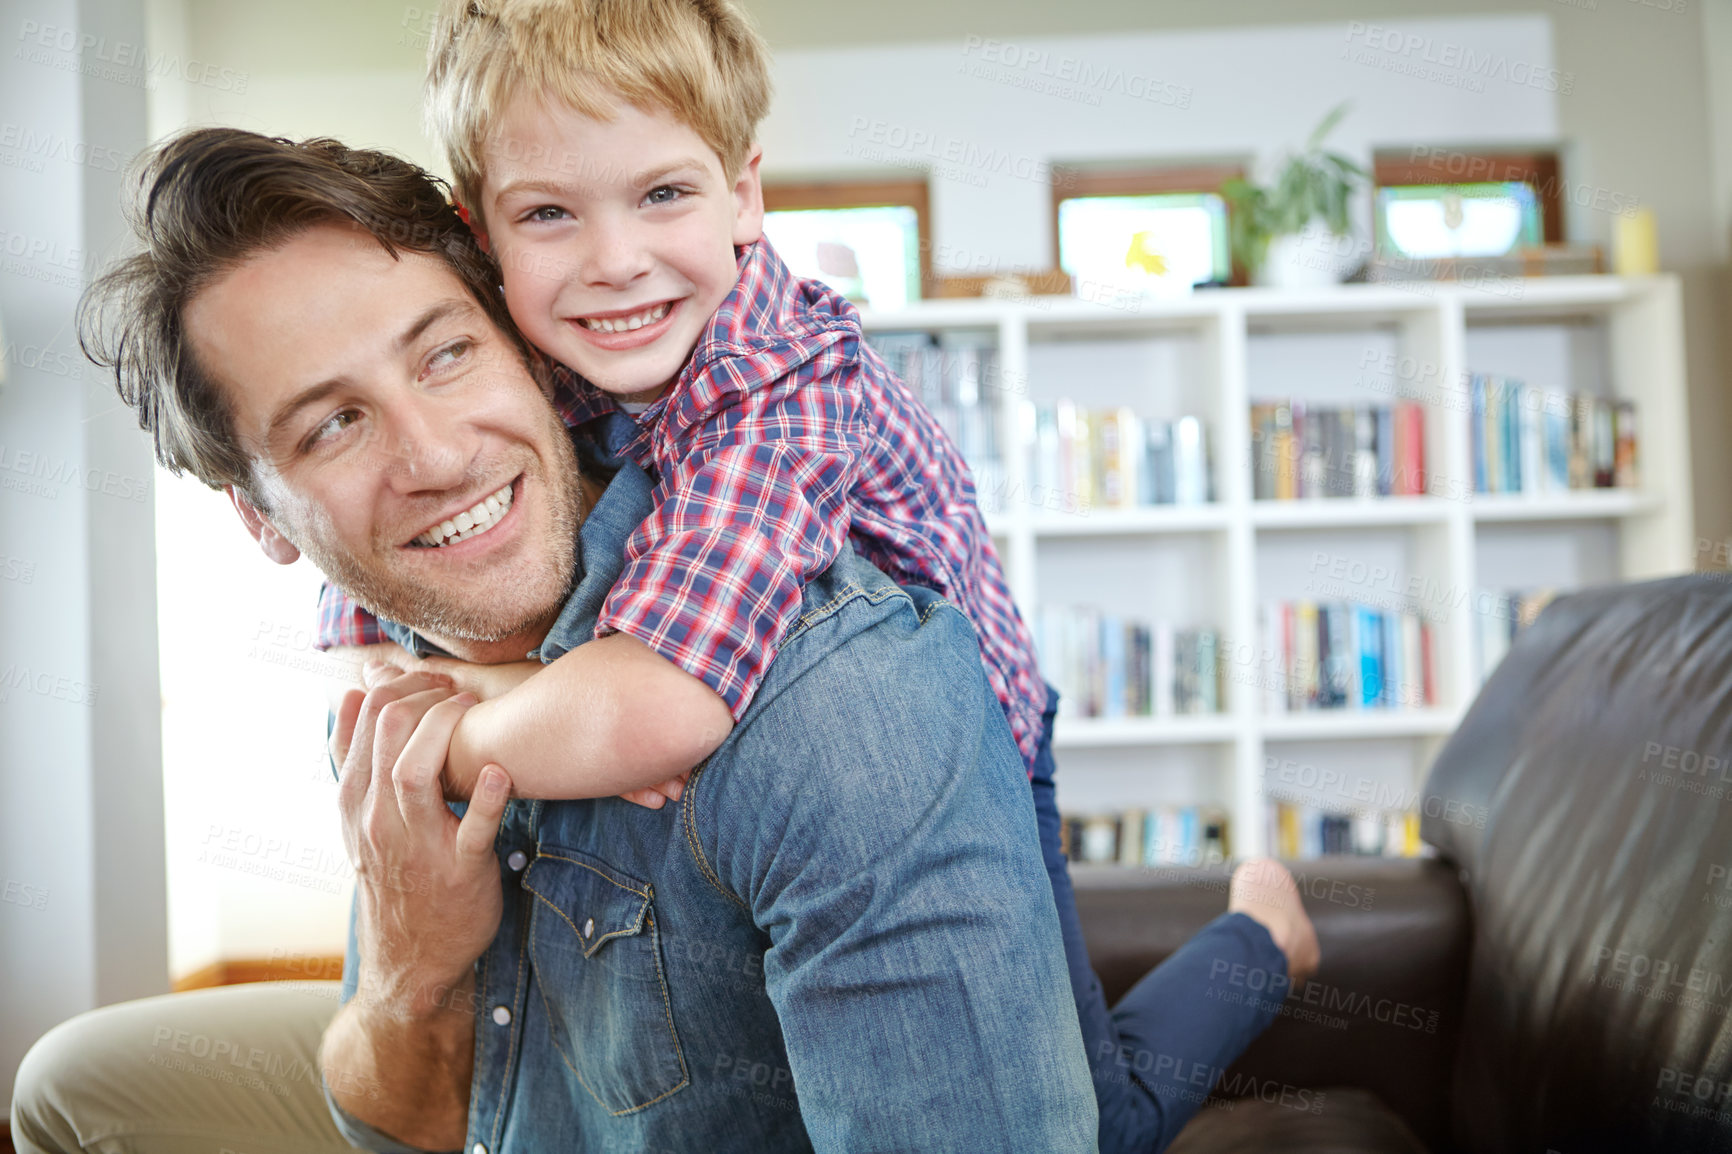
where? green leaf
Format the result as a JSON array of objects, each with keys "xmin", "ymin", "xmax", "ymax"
[{"xmin": 1305, "ymin": 101, "xmax": 1352, "ymax": 151}]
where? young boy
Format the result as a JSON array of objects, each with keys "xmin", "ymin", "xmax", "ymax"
[{"xmin": 322, "ymin": 1, "xmax": 1318, "ymax": 1147}]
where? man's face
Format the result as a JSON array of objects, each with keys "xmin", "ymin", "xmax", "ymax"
[
  {"xmin": 479, "ymin": 95, "xmax": 764, "ymax": 405},
  {"xmin": 183, "ymin": 223, "xmax": 583, "ymax": 656}
]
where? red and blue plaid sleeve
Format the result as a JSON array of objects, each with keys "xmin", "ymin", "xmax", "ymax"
[
  {"xmin": 595, "ymin": 332, "xmax": 866, "ymax": 719},
  {"xmin": 314, "ymin": 582, "xmax": 388, "ymax": 649}
]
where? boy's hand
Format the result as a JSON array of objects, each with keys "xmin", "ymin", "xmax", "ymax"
[
  {"xmin": 616, "ymin": 772, "xmax": 689, "ymax": 810},
  {"xmin": 362, "ymin": 659, "xmax": 691, "ymax": 811},
  {"xmin": 368, "ymin": 654, "xmax": 540, "ymax": 702}
]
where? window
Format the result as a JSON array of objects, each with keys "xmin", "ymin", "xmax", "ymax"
[
  {"xmin": 761, "ymin": 179, "xmax": 929, "ymax": 311},
  {"xmin": 1373, "ymin": 150, "xmax": 1560, "ymax": 262},
  {"xmin": 1051, "ymin": 164, "xmax": 1242, "ymax": 295}
]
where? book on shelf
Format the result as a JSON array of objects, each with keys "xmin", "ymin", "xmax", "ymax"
[
  {"xmin": 1469, "ymin": 375, "xmax": 1637, "ymax": 496},
  {"xmin": 868, "ymin": 331, "xmax": 1006, "ymax": 508},
  {"xmin": 1258, "ymin": 600, "xmax": 1436, "ymax": 712},
  {"xmin": 1266, "ymin": 801, "xmax": 1422, "ymax": 859},
  {"xmin": 1060, "ymin": 805, "xmax": 1231, "ymax": 867},
  {"xmin": 1477, "ymin": 588, "xmax": 1558, "ymax": 683},
  {"xmin": 1036, "ymin": 607, "xmax": 1223, "ymax": 719},
  {"xmin": 1021, "ymin": 402, "xmax": 1211, "ymax": 512},
  {"xmin": 1250, "ymin": 400, "xmax": 1426, "ymax": 500}
]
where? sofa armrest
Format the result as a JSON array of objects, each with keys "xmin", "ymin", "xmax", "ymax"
[{"xmin": 1072, "ymin": 856, "xmax": 1471, "ymax": 1150}]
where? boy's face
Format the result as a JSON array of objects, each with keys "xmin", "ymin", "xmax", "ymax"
[{"xmin": 479, "ymin": 97, "xmax": 764, "ymax": 405}]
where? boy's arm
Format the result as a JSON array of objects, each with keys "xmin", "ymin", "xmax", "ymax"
[{"xmin": 435, "ymin": 633, "xmax": 733, "ymax": 802}]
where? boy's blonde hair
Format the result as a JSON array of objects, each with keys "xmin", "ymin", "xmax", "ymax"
[{"xmin": 426, "ymin": 0, "xmax": 772, "ymax": 218}]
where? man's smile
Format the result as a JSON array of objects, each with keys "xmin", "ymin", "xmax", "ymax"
[{"xmin": 409, "ymin": 476, "xmax": 521, "ymax": 549}]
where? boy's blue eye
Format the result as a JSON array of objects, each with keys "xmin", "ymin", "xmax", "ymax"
[
  {"xmin": 526, "ymin": 205, "xmax": 569, "ymax": 223},
  {"xmin": 645, "ymin": 185, "xmax": 684, "ymax": 206}
]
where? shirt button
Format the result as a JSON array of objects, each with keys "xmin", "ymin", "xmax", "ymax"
[
  {"xmin": 583, "ymin": 917, "xmax": 595, "ymax": 938},
  {"xmin": 472, "ymin": 1145, "xmax": 487, "ymax": 1154},
  {"xmin": 491, "ymin": 1005, "xmax": 511, "ymax": 1026},
  {"xmin": 506, "ymin": 850, "xmax": 528, "ymax": 872}
]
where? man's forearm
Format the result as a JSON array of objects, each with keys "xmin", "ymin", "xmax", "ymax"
[
  {"xmin": 445, "ymin": 633, "xmax": 733, "ymax": 800},
  {"xmin": 320, "ymin": 981, "xmax": 477, "ymax": 1150}
]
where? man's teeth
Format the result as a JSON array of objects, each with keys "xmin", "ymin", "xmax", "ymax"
[
  {"xmin": 578, "ymin": 302, "xmax": 671, "ymax": 334},
  {"xmin": 413, "ymin": 483, "xmax": 513, "ymax": 548}
]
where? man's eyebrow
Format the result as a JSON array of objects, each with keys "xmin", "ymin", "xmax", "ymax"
[
  {"xmin": 263, "ymin": 298, "xmax": 476, "ymax": 446},
  {"xmin": 395, "ymin": 298, "xmax": 472, "ymax": 354}
]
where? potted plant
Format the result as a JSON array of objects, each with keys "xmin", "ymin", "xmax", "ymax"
[{"xmin": 1221, "ymin": 103, "xmax": 1367, "ymax": 288}]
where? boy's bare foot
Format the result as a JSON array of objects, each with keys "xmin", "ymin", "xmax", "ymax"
[{"xmin": 1228, "ymin": 858, "xmax": 1321, "ymax": 987}]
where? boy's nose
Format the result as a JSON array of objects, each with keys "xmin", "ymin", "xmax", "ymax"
[{"xmin": 581, "ymin": 228, "xmax": 653, "ymax": 289}]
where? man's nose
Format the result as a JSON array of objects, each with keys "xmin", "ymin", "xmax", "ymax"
[{"xmin": 375, "ymin": 399, "xmax": 475, "ymax": 491}]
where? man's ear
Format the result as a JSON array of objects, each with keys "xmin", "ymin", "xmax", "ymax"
[
  {"xmin": 227, "ymin": 485, "xmax": 302, "ymax": 565},
  {"xmin": 731, "ymin": 143, "xmax": 765, "ymax": 246}
]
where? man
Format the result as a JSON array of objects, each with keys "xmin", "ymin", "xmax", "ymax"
[{"xmin": 13, "ymin": 130, "xmax": 1314, "ymax": 1153}]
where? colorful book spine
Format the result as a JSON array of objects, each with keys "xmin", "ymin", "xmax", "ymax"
[
  {"xmin": 1060, "ymin": 805, "xmax": 1228, "ymax": 868},
  {"xmin": 1268, "ymin": 801, "xmax": 1423, "ymax": 859},
  {"xmin": 1268, "ymin": 599, "xmax": 1436, "ymax": 713},
  {"xmin": 1036, "ymin": 608, "xmax": 1224, "ymax": 718},
  {"xmin": 1469, "ymin": 375, "xmax": 1639, "ymax": 495},
  {"xmin": 1251, "ymin": 399, "xmax": 1425, "ymax": 501},
  {"xmin": 1024, "ymin": 403, "xmax": 1210, "ymax": 510}
]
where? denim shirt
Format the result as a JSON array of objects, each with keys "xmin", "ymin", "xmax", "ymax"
[{"xmin": 325, "ymin": 438, "xmax": 1098, "ymax": 1152}]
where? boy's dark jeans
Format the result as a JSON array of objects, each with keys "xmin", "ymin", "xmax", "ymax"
[{"xmin": 1030, "ymin": 684, "xmax": 1289, "ymax": 1153}]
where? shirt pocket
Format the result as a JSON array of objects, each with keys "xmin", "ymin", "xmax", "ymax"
[{"xmin": 522, "ymin": 846, "xmax": 690, "ymax": 1115}]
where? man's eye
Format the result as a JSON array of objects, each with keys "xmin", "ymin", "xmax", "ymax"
[
  {"xmin": 644, "ymin": 185, "xmax": 685, "ymax": 206},
  {"xmin": 426, "ymin": 338, "xmax": 472, "ymax": 374},
  {"xmin": 308, "ymin": 409, "xmax": 360, "ymax": 448}
]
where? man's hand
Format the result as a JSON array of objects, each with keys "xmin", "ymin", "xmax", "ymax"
[
  {"xmin": 320, "ymin": 667, "xmax": 515, "ymax": 1148},
  {"xmin": 1228, "ymin": 858, "xmax": 1321, "ymax": 987},
  {"xmin": 332, "ymin": 668, "xmax": 512, "ymax": 1014}
]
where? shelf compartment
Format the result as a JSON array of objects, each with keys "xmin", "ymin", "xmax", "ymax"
[
  {"xmin": 1259, "ymin": 708, "xmax": 1462, "ymax": 741},
  {"xmin": 1053, "ymin": 714, "xmax": 1237, "ymax": 749},
  {"xmin": 1029, "ymin": 504, "xmax": 1230, "ymax": 537},
  {"xmin": 1252, "ymin": 497, "xmax": 1453, "ymax": 529},
  {"xmin": 1467, "ymin": 490, "xmax": 1657, "ymax": 522}
]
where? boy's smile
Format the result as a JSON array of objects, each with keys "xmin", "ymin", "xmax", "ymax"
[{"xmin": 480, "ymin": 97, "xmax": 764, "ymax": 405}]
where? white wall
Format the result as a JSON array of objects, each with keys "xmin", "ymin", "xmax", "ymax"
[
  {"xmin": 1, "ymin": 0, "xmax": 162, "ymax": 1114},
  {"xmin": 762, "ymin": 17, "xmax": 1559, "ymax": 275}
]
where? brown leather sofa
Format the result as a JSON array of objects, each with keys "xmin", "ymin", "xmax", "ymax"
[{"xmin": 1072, "ymin": 574, "xmax": 1732, "ymax": 1153}]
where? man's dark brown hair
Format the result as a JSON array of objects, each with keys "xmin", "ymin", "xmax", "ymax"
[{"xmin": 79, "ymin": 127, "xmax": 526, "ymax": 506}]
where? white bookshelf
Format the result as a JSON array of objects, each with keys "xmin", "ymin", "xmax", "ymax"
[{"xmin": 862, "ymin": 276, "xmax": 1694, "ymax": 857}]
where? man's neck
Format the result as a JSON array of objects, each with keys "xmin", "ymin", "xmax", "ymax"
[{"xmin": 415, "ymin": 471, "xmax": 610, "ymax": 664}]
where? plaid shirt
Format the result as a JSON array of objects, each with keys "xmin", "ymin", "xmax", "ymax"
[{"xmin": 316, "ymin": 238, "xmax": 1047, "ymax": 767}]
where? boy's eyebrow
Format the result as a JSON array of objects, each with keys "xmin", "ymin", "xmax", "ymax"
[
  {"xmin": 491, "ymin": 176, "xmax": 579, "ymax": 205},
  {"xmin": 263, "ymin": 298, "xmax": 474, "ymax": 445},
  {"xmin": 631, "ymin": 157, "xmax": 711, "ymax": 186},
  {"xmin": 490, "ymin": 158, "xmax": 711, "ymax": 206}
]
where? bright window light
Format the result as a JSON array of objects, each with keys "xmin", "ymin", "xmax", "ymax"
[
  {"xmin": 1057, "ymin": 193, "xmax": 1230, "ymax": 296},
  {"xmin": 1377, "ymin": 182, "xmax": 1542, "ymax": 260},
  {"xmin": 762, "ymin": 206, "xmax": 921, "ymax": 310}
]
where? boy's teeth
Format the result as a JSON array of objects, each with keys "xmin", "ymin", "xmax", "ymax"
[
  {"xmin": 579, "ymin": 301, "xmax": 670, "ymax": 333},
  {"xmin": 414, "ymin": 482, "xmax": 514, "ymax": 548}
]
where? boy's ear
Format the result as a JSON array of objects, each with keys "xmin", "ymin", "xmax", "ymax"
[
  {"xmin": 730, "ymin": 143, "xmax": 765, "ymax": 246},
  {"xmin": 456, "ymin": 202, "xmax": 491, "ymax": 253},
  {"xmin": 227, "ymin": 485, "xmax": 303, "ymax": 566}
]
